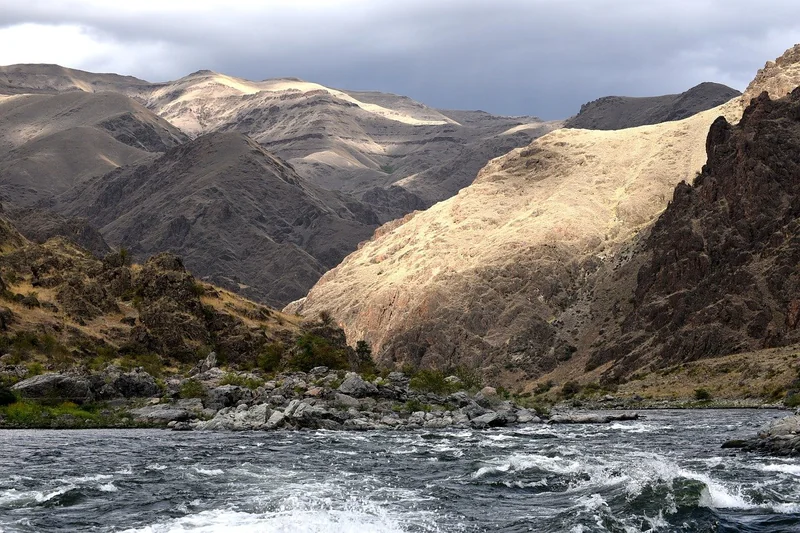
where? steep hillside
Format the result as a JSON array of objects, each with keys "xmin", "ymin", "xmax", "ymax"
[
  {"xmin": 0, "ymin": 216, "xmax": 299, "ymax": 374},
  {"xmin": 289, "ymin": 44, "xmax": 800, "ymax": 387},
  {"xmin": 287, "ymin": 98, "xmax": 742, "ymax": 379},
  {"xmin": 52, "ymin": 132, "xmax": 379, "ymax": 306},
  {"xmin": 0, "ymin": 91, "xmax": 187, "ymax": 205},
  {"xmin": 588, "ymin": 88, "xmax": 800, "ymax": 382},
  {"xmin": 565, "ymin": 82, "xmax": 741, "ymax": 130}
]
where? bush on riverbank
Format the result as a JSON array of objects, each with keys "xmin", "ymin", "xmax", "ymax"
[
  {"xmin": 0, "ymin": 399, "xmax": 131, "ymax": 428},
  {"xmin": 0, "ymin": 385, "xmax": 15, "ymax": 406}
]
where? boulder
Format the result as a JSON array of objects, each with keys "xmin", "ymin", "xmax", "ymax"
[
  {"xmin": 113, "ymin": 369, "xmax": 161, "ymax": 398},
  {"xmin": 338, "ymin": 373, "xmax": 378, "ymax": 398},
  {"xmin": 265, "ymin": 410, "xmax": 285, "ymax": 429},
  {"xmin": 333, "ymin": 393, "xmax": 361, "ymax": 408},
  {"xmin": 547, "ymin": 412, "xmax": 639, "ymax": 424},
  {"xmin": 12, "ymin": 373, "xmax": 92, "ymax": 404},
  {"xmin": 470, "ymin": 412, "xmax": 507, "ymax": 429},
  {"xmin": 205, "ymin": 385, "xmax": 253, "ymax": 411},
  {"xmin": 130, "ymin": 404, "xmax": 191, "ymax": 423}
]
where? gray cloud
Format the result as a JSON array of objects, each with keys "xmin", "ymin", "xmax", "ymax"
[{"xmin": 2, "ymin": 0, "xmax": 800, "ymax": 118}]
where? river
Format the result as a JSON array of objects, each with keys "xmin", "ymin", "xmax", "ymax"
[{"xmin": 0, "ymin": 410, "xmax": 798, "ymax": 532}]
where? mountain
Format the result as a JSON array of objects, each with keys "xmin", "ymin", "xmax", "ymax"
[
  {"xmin": 588, "ymin": 87, "xmax": 800, "ymax": 382},
  {"xmin": 564, "ymin": 82, "xmax": 741, "ymax": 130},
  {"xmin": 133, "ymin": 70, "xmax": 561, "ymax": 216},
  {"xmin": 0, "ymin": 63, "xmax": 153, "ymax": 95},
  {"xmin": 0, "ymin": 90, "xmax": 187, "ymax": 205},
  {"xmin": 288, "ymin": 44, "xmax": 800, "ymax": 388},
  {"xmin": 51, "ymin": 132, "xmax": 379, "ymax": 306},
  {"xmin": 0, "ymin": 66, "xmax": 560, "ymax": 220}
]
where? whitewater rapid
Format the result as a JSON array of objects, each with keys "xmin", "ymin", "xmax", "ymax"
[{"xmin": 0, "ymin": 410, "xmax": 798, "ymax": 532}]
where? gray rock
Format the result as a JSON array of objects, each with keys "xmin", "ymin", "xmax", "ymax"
[
  {"xmin": 130, "ymin": 404, "xmax": 190, "ymax": 423},
  {"xmin": 338, "ymin": 373, "xmax": 378, "ymax": 398},
  {"xmin": 333, "ymin": 393, "xmax": 361, "ymax": 408},
  {"xmin": 284, "ymin": 399, "xmax": 301, "ymax": 417},
  {"xmin": 343, "ymin": 418, "xmax": 376, "ymax": 430},
  {"xmin": 12, "ymin": 373, "xmax": 92, "ymax": 404},
  {"xmin": 113, "ymin": 369, "xmax": 161, "ymax": 398},
  {"xmin": 470, "ymin": 412, "xmax": 506, "ymax": 429},
  {"xmin": 205, "ymin": 385, "xmax": 253, "ymax": 411},
  {"xmin": 447, "ymin": 391, "xmax": 471, "ymax": 407},
  {"xmin": 516, "ymin": 409, "xmax": 541, "ymax": 424},
  {"xmin": 265, "ymin": 410, "xmax": 285, "ymax": 429},
  {"xmin": 444, "ymin": 375, "xmax": 462, "ymax": 385},
  {"xmin": 461, "ymin": 401, "xmax": 489, "ymax": 420},
  {"xmin": 190, "ymin": 351, "xmax": 217, "ymax": 376},
  {"xmin": 547, "ymin": 413, "xmax": 639, "ymax": 424},
  {"xmin": 387, "ymin": 372, "xmax": 409, "ymax": 386}
]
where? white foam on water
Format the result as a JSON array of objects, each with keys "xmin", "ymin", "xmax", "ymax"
[
  {"xmin": 98, "ymin": 483, "xmax": 118, "ymax": 492},
  {"xmin": 194, "ymin": 468, "xmax": 225, "ymax": 476},
  {"xmin": 0, "ymin": 485, "xmax": 74, "ymax": 507},
  {"xmin": 146, "ymin": 464, "xmax": 168, "ymax": 471},
  {"xmin": 762, "ymin": 463, "xmax": 800, "ymax": 475},
  {"xmin": 471, "ymin": 453, "xmax": 582, "ymax": 479},
  {"xmin": 608, "ymin": 422, "xmax": 656, "ymax": 433},
  {"xmin": 119, "ymin": 505, "xmax": 421, "ymax": 533}
]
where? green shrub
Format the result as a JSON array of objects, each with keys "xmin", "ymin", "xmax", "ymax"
[
  {"xmin": 785, "ymin": 392, "xmax": 800, "ymax": 408},
  {"xmin": 179, "ymin": 380, "xmax": 206, "ymax": 399},
  {"xmin": 220, "ymin": 373, "xmax": 263, "ymax": 390},
  {"xmin": 287, "ymin": 333, "xmax": 347, "ymax": 372},
  {"xmin": 404, "ymin": 399, "xmax": 431, "ymax": 413},
  {"xmin": 190, "ymin": 282, "xmax": 206, "ymax": 297},
  {"xmin": 26, "ymin": 362, "xmax": 44, "ymax": 377},
  {"xmin": 353, "ymin": 340, "xmax": 377, "ymax": 375},
  {"xmin": 409, "ymin": 369, "xmax": 458, "ymax": 395},
  {"xmin": 561, "ymin": 381, "xmax": 582, "ymax": 399},
  {"xmin": 0, "ymin": 386, "xmax": 16, "ymax": 407},
  {"xmin": 257, "ymin": 342, "xmax": 285, "ymax": 373},
  {"xmin": 534, "ymin": 380, "xmax": 554, "ymax": 395},
  {"xmin": 454, "ymin": 366, "xmax": 483, "ymax": 391},
  {"xmin": 694, "ymin": 388, "xmax": 712, "ymax": 401}
]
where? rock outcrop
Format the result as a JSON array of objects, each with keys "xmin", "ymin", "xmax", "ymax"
[
  {"xmin": 723, "ymin": 415, "xmax": 800, "ymax": 456},
  {"xmin": 12, "ymin": 373, "xmax": 93, "ymax": 404}
]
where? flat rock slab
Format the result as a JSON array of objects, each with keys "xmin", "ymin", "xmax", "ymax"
[{"xmin": 547, "ymin": 413, "xmax": 639, "ymax": 424}]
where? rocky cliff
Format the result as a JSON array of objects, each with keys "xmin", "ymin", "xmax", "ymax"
[
  {"xmin": 589, "ymin": 88, "xmax": 800, "ymax": 381},
  {"xmin": 565, "ymin": 82, "xmax": 741, "ymax": 130}
]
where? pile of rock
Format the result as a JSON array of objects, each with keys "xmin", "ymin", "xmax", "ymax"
[{"xmin": 723, "ymin": 414, "xmax": 800, "ymax": 456}]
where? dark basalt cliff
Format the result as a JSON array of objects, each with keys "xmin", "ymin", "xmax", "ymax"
[{"xmin": 591, "ymin": 89, "xmax": 800, "ymax": 381}]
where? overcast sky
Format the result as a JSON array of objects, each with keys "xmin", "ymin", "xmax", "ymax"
[{"xmin": 2, "ymin": 0, "xmax": 800, "ymax": 119}]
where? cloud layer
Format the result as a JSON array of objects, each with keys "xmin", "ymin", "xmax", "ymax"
[{"xmin": 2, "ymin": 0, "xmax": 800, "ymax": 118}]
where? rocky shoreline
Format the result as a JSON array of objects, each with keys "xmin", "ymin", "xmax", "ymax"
[{"xmin": 3, "ymin": 355, "xmax": 645, "ymax": 431}]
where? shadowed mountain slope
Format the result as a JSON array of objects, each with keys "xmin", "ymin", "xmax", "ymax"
[
  {"xmin": 0, "ymin": 90, "xmax": 187, "ymax": 205},
  {"xmin": 52, "ymin": 132, "xmax": 379, "ymax": 306},
  {"xmin": 565, "ymin": 82, "xmax": 741, "ymax": 130}
]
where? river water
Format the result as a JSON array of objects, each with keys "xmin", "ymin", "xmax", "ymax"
[{"xmin": 0, "ymin": 410, "xmax": 798, "ymax": 532}]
